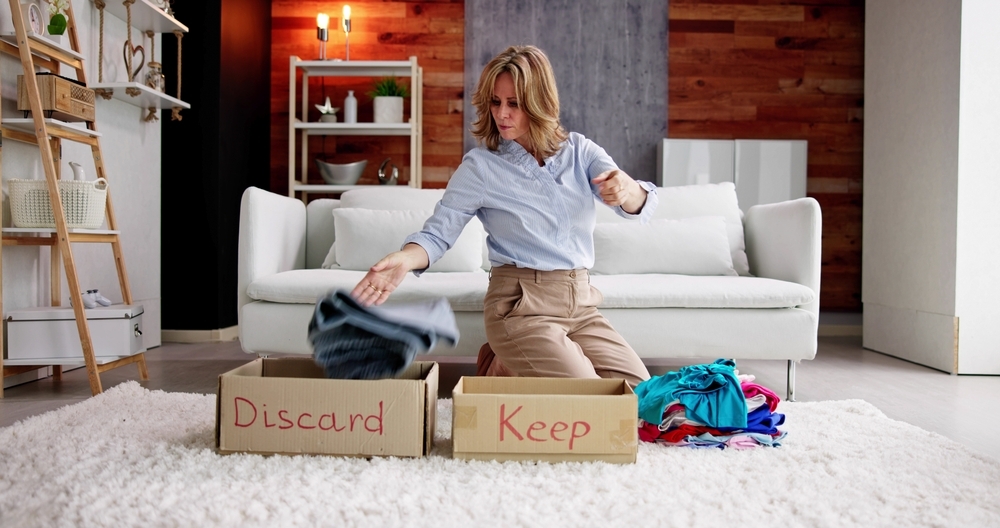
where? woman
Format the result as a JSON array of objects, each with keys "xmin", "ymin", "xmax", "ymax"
[{"xmin": 351, "ymin": 45, "xmax": 657, "ymax": 387}]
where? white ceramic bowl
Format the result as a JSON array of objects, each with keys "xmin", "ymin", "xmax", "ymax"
[{"xmin": 315, "ymin": 158, "xmax": 367, "ymax": 185}]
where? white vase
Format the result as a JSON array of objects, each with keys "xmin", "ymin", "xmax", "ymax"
[
  {"xmin": 373, "ymin": 96, "xmax": 403, "ymax": 124},
  {"xmin": 344, "ymin": 90, "xmax": 357, "ymax": 124}
]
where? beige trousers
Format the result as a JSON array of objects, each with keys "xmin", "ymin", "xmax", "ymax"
[{"xmin": 483, "ymin": 266, "xmax": 650, "ymax": 387}]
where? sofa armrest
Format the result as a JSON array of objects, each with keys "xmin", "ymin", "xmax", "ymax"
[
  {"xmin": 745, "ymin": 197, "xmax": 822, "ymax": 316},
  {"xmin": 238, "ymin": 187, "xmax": 307, "ymax": 328}
]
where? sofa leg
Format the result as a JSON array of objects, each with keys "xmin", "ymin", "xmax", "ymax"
[{"xmin": 786, "ymin": 360, "xmax": 796, "ymax": 402}]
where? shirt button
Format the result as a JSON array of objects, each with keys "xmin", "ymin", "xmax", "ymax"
[{"xmin": 569, "ymin": 271, "xmax": 576, "ymax": 278}]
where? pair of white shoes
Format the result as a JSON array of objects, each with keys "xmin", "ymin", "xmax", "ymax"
[{"xmin": 73, "ymin": 289, "xmax": 113, "ymax": 309}]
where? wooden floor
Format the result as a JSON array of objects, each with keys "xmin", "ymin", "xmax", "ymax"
[{"xmin": 2, "ymin": 336, "xmax": 999, "ymax": 461}]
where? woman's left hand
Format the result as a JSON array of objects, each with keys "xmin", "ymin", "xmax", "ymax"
[{"xmin": 592, "ymin": 169, "xmax": 647, "ymax": 214}]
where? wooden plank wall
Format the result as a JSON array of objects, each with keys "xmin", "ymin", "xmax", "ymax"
[
  {"xmin": 668, "ymin": 0, "xmax": 864, "ymax": 311},
  {"xmin": 269, "ymin": 0, "xmax": 863, "ymax": 310},
  {"xmin": 270, "ymin": 0, "xmax": 465, "ymax": 193}
]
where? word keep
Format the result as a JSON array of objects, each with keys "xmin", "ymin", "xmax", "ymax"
[{"xmin": 499, "ymin": 404, "xmax": 591, "ymax": 450}]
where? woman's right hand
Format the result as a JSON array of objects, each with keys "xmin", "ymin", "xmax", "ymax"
[{"xmin": 351, "ymin": 243, "xmax": 429, "ymax": 306}]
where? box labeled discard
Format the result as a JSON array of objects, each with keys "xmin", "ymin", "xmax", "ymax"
[
  {"xmin": 216, "ymin": 358, "xmax": 438, "ymax": 458},
  {"xmin": 451, "ymin": 377, "xmax": 638, "ymax": 464}
]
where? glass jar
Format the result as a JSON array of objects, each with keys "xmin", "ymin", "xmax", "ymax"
[{"xmin": 144, "ymin": 61, "xmax": 165, "ymax": 93}]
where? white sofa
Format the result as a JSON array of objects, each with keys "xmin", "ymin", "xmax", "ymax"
[{"xmin": 238, "ymin": 183, "xmax": 821, "ymax": 400}]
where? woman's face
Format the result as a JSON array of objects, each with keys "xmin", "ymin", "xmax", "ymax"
[{"xmin": 490, "ymin": 72, "xmax": 530, "ymax": 149}]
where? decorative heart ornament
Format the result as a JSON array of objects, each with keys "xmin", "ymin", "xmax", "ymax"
[{"xmin": 123, "ymin": 42, "xmax": 146, "ymax": 81}]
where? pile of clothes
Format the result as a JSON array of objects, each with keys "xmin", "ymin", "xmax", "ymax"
[{"xmin": 635, "ymin": 359, "xmax": 786, "ymax": 450}]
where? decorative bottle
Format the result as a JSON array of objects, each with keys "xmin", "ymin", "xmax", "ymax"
[
  {"xmin": 68, "ymin": 162, "xmax": 86, "ymax": 181},
  {"xmin": 344, "ymin": 90, "xmax": 357, "ymax": 123}
]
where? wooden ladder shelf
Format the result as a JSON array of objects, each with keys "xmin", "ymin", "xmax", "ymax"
[{"xmin": 0, "ymin": 1, "xmax": 149, "ymax": 396}]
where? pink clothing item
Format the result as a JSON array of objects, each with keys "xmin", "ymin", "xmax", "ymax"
[
  {"xmin": 741, "ymin": 381, "xmax": 780, "ymax": 412},
  {"xmin": 725, "ymin": 435, "xmax": 761, "ymax": 450}
]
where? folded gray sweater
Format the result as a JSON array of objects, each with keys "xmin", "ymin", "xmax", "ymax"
[{"xmin": 308, "ymin": 289, "xmax": 459, "ymax": 379}]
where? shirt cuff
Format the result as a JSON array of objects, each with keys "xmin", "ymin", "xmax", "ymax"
[
  {"xmin": 617, "ymin": 180, "xmax": 658, "ymax": 224},
  {"xmin": 400, "ymin": 236, "xmax": 437, "ymax": 277}
]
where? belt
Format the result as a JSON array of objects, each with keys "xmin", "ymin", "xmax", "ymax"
[{"xmin": 488, "ymin": 265, "xmax": 589, "ymax": 282}]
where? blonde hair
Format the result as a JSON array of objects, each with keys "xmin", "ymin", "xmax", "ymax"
[{"xmin": 470, "ymin": 45, "xmax": 568, "ymax": 158}]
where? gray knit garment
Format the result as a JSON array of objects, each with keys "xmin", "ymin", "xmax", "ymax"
[{"xmin": 309, "ymin": 289, "xmax": 459, "ymax": 380}]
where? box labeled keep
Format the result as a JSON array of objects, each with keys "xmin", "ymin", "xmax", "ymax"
[
  {"xmin": 216, "ymin": 358, "xmax": 438, "ymax": 458},
  {"xmin": 4, "ymin": 304, "xmax": 145, "ymax": 362},
  {"xmin": 451, "ymin": 377, "xmax": 638, "ymax": 464}
]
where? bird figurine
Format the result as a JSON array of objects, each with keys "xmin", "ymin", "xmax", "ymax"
[{"xmin": 315, "ymin": 96, "xmax": 339, "ymax": 122}]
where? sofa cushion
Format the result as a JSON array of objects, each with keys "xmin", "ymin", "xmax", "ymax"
[
  {"xmin": 329, "ymin": 208, "xmax": 485, "ymax": 272},
  {"xmin": 592, "ymin": 216, "xmax": 736, "ymax": 276},
  {"xmin": 589, "ymin": 275, "xmax": 815, "ymax": 309},
  {"xmin": 321, "ymin": 187, "xmax": 445, "ymax": 269},
  {"xmin": 596, "ymin": 182, "xmax": 751, "ymax": 276},
  {"xmin": 248, "ymin": 270, "xmax": 814, "ymax": 310},
  {"xmin": 247, "ymin": 269, "xmax": 489, "ymax": 311}
]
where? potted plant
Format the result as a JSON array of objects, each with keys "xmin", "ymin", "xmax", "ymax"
[
  {"xmin": 368, "ymin": 76, "xmax": 409, "ymax": 124},
  {"xmin": 44, "ymin": 0, "xmax": 68, "ymax": 36}
]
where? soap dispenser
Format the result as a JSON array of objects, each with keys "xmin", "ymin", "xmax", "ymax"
[{"xmin": 344, "ymin": 90, "xmax": 358, "ymax": 123}]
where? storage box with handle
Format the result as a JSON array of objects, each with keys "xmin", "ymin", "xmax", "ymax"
[
  {"xmin": 4, "ymin": 305, "xmax": 145, "ymax": 362},
  {"xmin": 8, "ymin": 178, "xmax": 108, "ymax": 229}
]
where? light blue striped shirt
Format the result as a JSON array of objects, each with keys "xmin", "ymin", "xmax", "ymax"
[{"xmin": 404, "ymin": 132, "xmax": 659, "ymax": 272}]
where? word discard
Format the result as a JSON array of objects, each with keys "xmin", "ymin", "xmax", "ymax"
[{"xmin": 232, "ymin": 397, "xmax": 384, "ymax": 434}]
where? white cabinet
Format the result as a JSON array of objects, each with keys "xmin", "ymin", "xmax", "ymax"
[
  {"xmin": 288, "ymin": 56, "xmax": 423, "ymax": 197},
  {"xmin": 657, "ymin": 138, "xmax": 807, "ymax": 212},
  {"xmin": 656, "ymin": 139, "xmax": 735, "ymax": 186}
]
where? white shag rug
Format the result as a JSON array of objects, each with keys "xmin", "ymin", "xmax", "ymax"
[{"xmin": 1, "ymin": 382, "xmax": 999, "ymax": 528}]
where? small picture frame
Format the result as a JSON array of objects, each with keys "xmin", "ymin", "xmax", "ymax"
[{"xmin": 22, "ymin": 2, "xmax": 43, "ymax": 36}]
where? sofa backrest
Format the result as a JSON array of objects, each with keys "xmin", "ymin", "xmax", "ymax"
[
  {"xmin": 306, "ymin": 187, "xmax": 489, "ymax": 271},
  {"xmin": 594, "ymin": 182, "xmax": 751, "ymax": 276},
  {"xmin": 306, "ymin": 198, "xmax": 340, "ymax": 269},
  {"xmin": 307, "ymin": 183, "xmax": 752, "ymax": 276}
]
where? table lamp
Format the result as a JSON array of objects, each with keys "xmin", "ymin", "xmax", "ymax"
[
  {"xmin": 317, "ymin": 13, "xmax": 329, "ymax": 60},
  {"xmin": 343, "ymin": 5, "xmax": 351, "ymax": 61}
]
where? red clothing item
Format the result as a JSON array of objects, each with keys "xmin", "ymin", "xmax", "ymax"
[
  {"xmin": 741, "ymin": 382, "xmax": 780, "ymax": 412},
  {"xmin": 638, "ymin": 422, "xmax": 727, "ymax": 443}
]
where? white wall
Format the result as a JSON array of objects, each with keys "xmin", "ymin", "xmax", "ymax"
[
  {"xmin": 1, "ymin": 0, "xmax": 161, "ymax": 352},
  {"xmin": 864, "ymin": 0, "xmax": 1000, "ymax": 374},
  {"xmin": 954, "ymin": 0, "xmax": 1000, "ymax": 373}
]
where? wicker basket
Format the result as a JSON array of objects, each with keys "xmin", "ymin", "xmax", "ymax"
[{"xmin": 8, "ymin": 178, "xmax": 108, "ymax": 229}]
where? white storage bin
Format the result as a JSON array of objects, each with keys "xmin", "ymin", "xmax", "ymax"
[
  {"xmin": 4, "ymin": 304, "xmax": 144, "ymax": 363},
  {"xmin": 7, "ymin": 178, "xmax": 108, "ymax": 229}
]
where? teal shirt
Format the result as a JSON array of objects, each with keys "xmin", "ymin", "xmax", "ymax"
[{"xmin": 635, "ymin": 359, "xmax": 748, "ymax": 429}]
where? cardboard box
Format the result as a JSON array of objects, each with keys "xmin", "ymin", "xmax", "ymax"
[
  {"xmin": 216, "ymin": 358, "xmax": 438, "ymax": 458},
  {"xmin": 4, "ymin": 304, "xmax": 145, "ymax": 363},
  {"xmin": 451, "ymin": 377, "xmax": 638, "ymax": 464}
]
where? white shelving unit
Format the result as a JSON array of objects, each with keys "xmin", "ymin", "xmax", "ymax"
[
  {"xmin": 0, "ymin": 33, "xmax": 85, "ymax": 61},
  {"xmin": 0, "ymin": 118, "xmax": 101, "ymax": 137},
  {"xmin": 288, "ymin": 56, "xmax": 423, "ymax": 198},
  {"xmin": 86, "ymin": 82, "xmax": 190, "ymax": 110},
  {"xmin": 101, "ymin": 0, "xmax": 188, "ymax": 34},
  {"xmin": 91, "ymin": 0, "xmax": 190, "ymax": 113}
]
